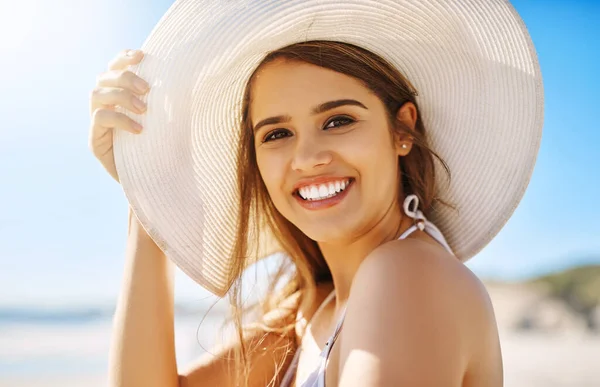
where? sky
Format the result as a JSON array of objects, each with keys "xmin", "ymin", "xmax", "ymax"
[{"xmin": 0, "ymin": 0, "xmax": 598, "ymax": 307}]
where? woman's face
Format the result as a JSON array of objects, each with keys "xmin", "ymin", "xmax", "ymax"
[{"xmin": 250, "ymin": 59, "xmax": 410, "ymax": 243}]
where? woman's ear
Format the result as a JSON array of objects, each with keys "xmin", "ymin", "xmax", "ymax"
[{"xmin": 395, "ymin": 102, "xmax": 418, "ymax": 156}]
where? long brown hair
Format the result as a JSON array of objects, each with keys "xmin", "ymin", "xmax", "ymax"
[{"xmin": 225, "ymin": 40, "xmax": 450, "ymax": 386}]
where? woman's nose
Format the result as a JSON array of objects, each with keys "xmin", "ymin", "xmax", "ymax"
[{"xmin": 290, "ymin": 134, "xmax": 333, "ymax": 172}]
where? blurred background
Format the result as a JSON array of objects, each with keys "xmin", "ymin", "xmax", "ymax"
[{"xmin": 0, "ymin": 0, "xmax": 599, "ymax": 386}]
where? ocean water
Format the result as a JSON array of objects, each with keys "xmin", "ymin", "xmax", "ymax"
[
  {"xmin": 0, "ymin": 352, "xmax": 105, "ymax": 377},
  {"xmin": 0, "ymin": 307, "xmax": 227, "ymax": 382}
]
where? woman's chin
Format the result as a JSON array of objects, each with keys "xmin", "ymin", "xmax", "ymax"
[{"xmin": 299, "ymin": 223, "xmax": 357, "ymax": 245}]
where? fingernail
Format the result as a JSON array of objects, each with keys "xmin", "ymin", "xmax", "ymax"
[
  {"xmin": 127, "ymin": 50, "xmax": 138, "ymax": 57},
  {"xmin": 132, "ymin": 97, "xmax": 146, "ymax": 111},
  {"xmin": 134, "ymin": 78, "xmax": 149, "ymax": 92},
  {"xmin": 132, "ymin": 121, "xmax": 143, "ymax": 132}
]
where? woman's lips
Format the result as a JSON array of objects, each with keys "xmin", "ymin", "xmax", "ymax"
[{"xmin": 293, "ymin": 179, "xmax": 354, "ymax": 210}]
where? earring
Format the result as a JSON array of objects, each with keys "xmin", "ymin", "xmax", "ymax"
[{"xmin": 401, "ymin": 143, "xmax": 408, "ymax": 149}]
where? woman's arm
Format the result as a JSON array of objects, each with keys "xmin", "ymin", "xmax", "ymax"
[
  {"xmin": 179, "ymin": 329, "xmax": 295, "ymax": 387},
  {"xmin": 180, "ymin": 281, "xmax": 333, "ymax": 386},
  {"xmin": 108, "ymin": 208, "xmax": 297, "ymax": 387},
  {"xmin": 107, "ymin": 208, "xmax": 178, "ymax": 387}
]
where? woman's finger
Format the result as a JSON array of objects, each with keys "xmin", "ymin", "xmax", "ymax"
[
  {"xmin": 91, "ymin": 107, "xmax": 143, "ymax": 135},
  {"xmin": 107, "ymin": 49, "xmax": 144, "ymax": 71},
  {"xmin": 90, "ymin": 86, "xmax": 147, "ymax": 116},
  {"xmin": 96, "ymin": 69, "xmax": 150, "ymax": 96}
]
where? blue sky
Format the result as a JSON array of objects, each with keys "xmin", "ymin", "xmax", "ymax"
[{"xmin": 0, "ymin": 0, "xmax": 598, "ymax": 306}]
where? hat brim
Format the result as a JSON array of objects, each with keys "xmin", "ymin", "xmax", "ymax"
[{"xmin": 114, "ymin": 0, "xmax": 543, "ymax": 297}]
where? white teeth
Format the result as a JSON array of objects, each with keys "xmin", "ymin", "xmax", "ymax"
[
  {"xmin": 328, "ymin": 183, "xmax": 335, "ymax": 196},
  {"xmin": 310, "ymin": 186, "xmax": 319, "ymax": 199},
  {"xmin": 299, "ymin": 187, "xmax": 308, "ymax": 198},
  {"xmin": 318, "ymin": 185, "xmax": 328, "ymax": 197},
  {"xmin": 297, "ymin": 179, "xmax": 351, "ymax": 201}
]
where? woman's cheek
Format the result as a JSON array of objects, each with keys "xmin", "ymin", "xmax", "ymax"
[{"xmin": 257, "ymin": 153, "xmax": 287, "ymax": 205}]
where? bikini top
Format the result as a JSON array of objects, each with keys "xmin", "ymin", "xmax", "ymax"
[{"xmin": 280, "ymin": 194, "xmax": 454, "ymax": 387}]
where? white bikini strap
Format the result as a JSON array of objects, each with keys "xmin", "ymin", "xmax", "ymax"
[
  {"xmin": 398, "ymin": 194, "xmax": 454, "ymax": 255},
  {"xmin": 320, "ymin": 300, "xmax": 347, "ymax": 358},
  {"xmin": 315, "ymin": 290, "xmax": 336, "ymax": 317}
]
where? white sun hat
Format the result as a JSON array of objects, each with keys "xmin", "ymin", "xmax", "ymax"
[{"xmin": 113, "ymin": 0, "xmax": 544, "ymax": 297}]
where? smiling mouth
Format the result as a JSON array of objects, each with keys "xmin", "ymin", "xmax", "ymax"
[{"xmin": 294, "ymin": 178, "xmax": 354, "ymax": 201}]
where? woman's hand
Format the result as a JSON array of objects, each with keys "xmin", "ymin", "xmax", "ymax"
[{"xmin": 89, "ymin": 49, "xmax": 150, "ymax": 183}]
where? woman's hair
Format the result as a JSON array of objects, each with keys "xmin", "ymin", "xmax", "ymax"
[{"xmin": 224, "ymin": 40, "xmax": 450, "ymax": 386}]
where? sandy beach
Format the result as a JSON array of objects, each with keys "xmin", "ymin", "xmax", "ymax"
[
  {"xmin": 2, "ymin": 331, "xmax": 599, "ymax": 387},
  {"xmin": 1, "ymin": 282, "xmax": 599, "ymax": 387}
]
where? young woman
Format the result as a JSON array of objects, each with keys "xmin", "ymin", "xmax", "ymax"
[{"xmin": 89, "ymin": 2, "xmax": 542, "ymax": 386}]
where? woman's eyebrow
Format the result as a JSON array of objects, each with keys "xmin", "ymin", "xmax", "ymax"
[
  {"xmin": 253, "ymin": 99, "xmax": 368, "ymax": 132},
  {"xmin": 253, "ymin": 115, "xmax": 291, "ymax": 133},
  {"xmin": 312, "ymin": 99, "xmax": 368, "ymax": 114}
]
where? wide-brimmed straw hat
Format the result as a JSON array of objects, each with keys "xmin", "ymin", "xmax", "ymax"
[{"xmin": 113, "ymin": 0, "xmax": 544, "ymax": 297}]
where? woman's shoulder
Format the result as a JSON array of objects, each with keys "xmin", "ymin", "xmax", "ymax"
[
  {"xmin": 336, "ymin": 238, "xmax": 499, "ymax": 384},
  {"xmin": 350, "ymin": 237, "xmax": 494, "ymax": 327},
  {"xmin": 354, "ymin": 237, "xmax": 487, "ymax": 304}
]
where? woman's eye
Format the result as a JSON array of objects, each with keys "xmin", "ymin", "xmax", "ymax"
[
  {"xmin": 262, "ymin": 129, "xmax": 291, "ymax": 143},
  {"xmin": 324, "ymin": 116, "xmax": 355, "ymax": 130}
]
